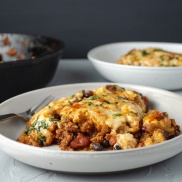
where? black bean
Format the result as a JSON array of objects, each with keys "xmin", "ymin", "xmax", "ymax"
[
  {"xmin": 101, "ymin": 139, "xmax": 110, "ymax": 148},
  {"xmin": 92, "ymin": 143, "xmax": 103, "ymax": 151},
  {"xmin": 113, "ymin": 145, "xmax": 121, "ymax": 150},
  {"xmin": 54, "ymin": 114, "xmax": 61, "ymax": 120}
]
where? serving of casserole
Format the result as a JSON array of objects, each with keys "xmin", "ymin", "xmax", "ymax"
[
  {"xmin": 116, "ymin": 48, "xmax": 182, "ymax": 67},
  {"xmin": 17, "ymin": 84, "xmax": 180, "ymax": 151}
]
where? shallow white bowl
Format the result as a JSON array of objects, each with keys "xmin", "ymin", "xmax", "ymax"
[
  {"xmin": 0, "ymin": 83, "xmax": 182, "ymax": 173},
  {"xmin": 87, "ymin": 42, "xmax": 182, "ymax": 90}
]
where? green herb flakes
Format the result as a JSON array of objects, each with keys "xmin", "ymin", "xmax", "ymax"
[{"xmin": 112, "ymin": 113, "xmax": 122, "ymax": 118}]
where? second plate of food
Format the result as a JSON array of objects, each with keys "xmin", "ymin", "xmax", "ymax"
[
  {"xmin": 87, "ymin": 42, "xmax": 182, "ymax": 90},
  {"xmin": 0, "ymin": 82, "xmax": 182, "ymax": 173}
]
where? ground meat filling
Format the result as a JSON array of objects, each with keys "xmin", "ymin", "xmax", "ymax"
[
  {"xmin": 56, "ymin": 115, "xmax": 111, "ymax": 151},
  {"xmin": 56, "ymin": 119, "xmax": 79, "ymax": 150}
]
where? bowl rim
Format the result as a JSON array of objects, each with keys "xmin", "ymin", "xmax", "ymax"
[
  {"xmin": 87, "ymin": 41, "xmax": 182, "ymax": 70},
  {"xmin": 0, "ymin": 32, "xmax": 64, "ymax": 64}
]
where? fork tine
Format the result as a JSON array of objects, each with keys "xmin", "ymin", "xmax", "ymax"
[{"xmin": 27, "ymin": 95, "xmax": 54, "ymax": 115}]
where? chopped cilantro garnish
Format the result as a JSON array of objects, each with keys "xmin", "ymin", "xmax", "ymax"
[
  {"xmin": 160, "ymin": 56, "xmax": 164, "ymax": 61},
  {"xmin": 118, "ymin": 96, "xmax": 125, "ymax": 100},
  {"xmin": 131, "ymin": 111, "xmax": 137, "ymax": 115},
  {"xmin": 142, "ymin": 50, "xmax": 149, "ymax": 56},
  {"xmin": 88, "ymin": 102, "xmax": 94, "ymax": 106},
  {"xmin": 90, "ymin": 95, "xmax": 100, "ymax": 99},
  {"xmin": 34, "ymin": 121, "xmax": 48, "ymax": 131},
  {"xmin": 104, "ymin": 100, "xmax": 110, "ymax": 104},
  {"xmin": 160, "ymin": 63, "xmax": 165, "ymax": 66},
  {"xmin": 36, "ymin": 134, "xmax": 46, "ymax": 146},
  {"xmin": 82, "ymin": 90, "xmax": 85, "ymax": 95},
  {"xmin": 112, "ymin": 113, "xmax": 122, "ymax": 118},
  {"xmin": 25, "ymin": 124, "xmax": 35, "ymax": 135},
  {"xmin": 68, "ymin": 100, "xmax": 72, "ymax": 105},
  {"xmin": 90, "ymin": 94, "xmax": 106, "ymax": 100},
  {"xmin": 25, "ymin": 118, "xmax": 38, "ymax": 135}
]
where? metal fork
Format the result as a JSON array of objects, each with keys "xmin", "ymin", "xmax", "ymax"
[{"xmin": 0, "ymin": 95, "xmax": 54, "ymax": 122}]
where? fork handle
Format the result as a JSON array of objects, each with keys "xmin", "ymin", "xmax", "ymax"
[{"xmin": 0, "ymin": 113, "xmax": 19, "ymax": 122}]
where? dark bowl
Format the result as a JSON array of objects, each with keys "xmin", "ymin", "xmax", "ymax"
[{"xmin": 0, "ymin": 33, "xmax": 64, "ymax": 102}]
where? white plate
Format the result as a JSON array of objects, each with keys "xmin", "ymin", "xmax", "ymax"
[
  {"xmin": 87, "ymin": 42, "xmax": 182, "ymax": 90},
  {"xmin": 0, "ymin": 83, "xmax": 182, "ymax": 173}
]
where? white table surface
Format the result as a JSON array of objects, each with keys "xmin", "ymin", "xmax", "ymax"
[{"xmin": 1, "ymin": 59, "xmax": 182, "ymax": 182}]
